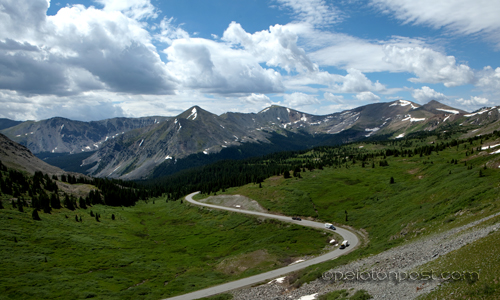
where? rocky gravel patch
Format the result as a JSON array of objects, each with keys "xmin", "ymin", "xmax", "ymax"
[
  {"xmin": 231, "ymin": 212, "xmax": 500, "ymax": 300},
  {"xmin": 199, "ymin": 194, "xmax": 268, "ymax": 213}
]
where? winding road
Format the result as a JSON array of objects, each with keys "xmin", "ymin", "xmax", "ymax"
[{"xmin": 162, "ymin": 192, "xmax": 359, "ymax": 300}]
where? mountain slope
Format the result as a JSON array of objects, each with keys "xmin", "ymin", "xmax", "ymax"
[
  {"xmin": 5, "ymin": 100, "xmax": 500, "ymax": 180},
  {"xmin": 1, "ymin": 116, "xmax": 169, "ymax": 154},
  {"xmin": 0, "ymin": 118, "xmax": 23, "ymax": 130},
  {"xmin": 0, "ymin": 133, "xmax": 64, "ymax": 175}
]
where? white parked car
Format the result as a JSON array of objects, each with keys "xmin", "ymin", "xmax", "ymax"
[
  {"xmin": 324, "ymin": 223, "xmax": 336, "ymax": 230},
  {"xmin": 340, "ymin": 240, "xmax": 349, "ymax": 249}
]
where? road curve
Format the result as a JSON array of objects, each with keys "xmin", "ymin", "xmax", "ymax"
[{"xmin": 162, "ymin": 192, "xmax": 360, "ymax": 300}]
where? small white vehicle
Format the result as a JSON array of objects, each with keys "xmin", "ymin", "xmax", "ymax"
[
  {"xmin": 324, "ymin": 223, "xmax": 336, "ymax": 230},
  {"xmin": 340, "ymin": 240, "xmax": 349, "ymax": 249}
]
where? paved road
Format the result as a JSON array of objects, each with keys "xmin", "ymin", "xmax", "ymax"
[{"xmin": 162, "ymin": 192, "xmax": 359, "ymax": 300}]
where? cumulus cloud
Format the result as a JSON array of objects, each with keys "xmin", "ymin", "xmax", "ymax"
[
  {"xmin": 355, "ymin": 91, "xmax": 380, "ymax": 101},
  {"xmin": 475, "ymin": 66, "xmax": 500, "ymax": 91},
  {"xmin": 165, "ymin": 38, "xmax": 284, "ymax": 94},
  {"xmin": 283, "ymin": 92, "xmax": 320, "ymax": 107},
  {"xmin": 285, "ymin": 68, "xmax": 385, "ymax": 94},
  {"xmin": 154, "ymin": 17, "xmax": 190, "ymax": 45},
  {"xmin": 337, "ymin": 69, "xmax": 386, "ymax": 93},
  {"xmin": 411, "ymin": 86, "xmax": 447, "ymax": 103},
  {"xmin": 0, "ymin": 0, "xmax": 177, "ymax": 97},
  {"xmin": 383, "ymin": 45, "xmax": 474, "ymax": 87},
  {"xmin": 323, "ymin": 92, "xmax": 344, "ymax": 103},
  {"xmin": 222, "ymin": 22, "xmax": 317, "ymax": 73},
  {"xmin": 95, "ymin": 0, "xmax": 158, "ymax": 20},
  {"xmin": 241, "ymin": 93, "xmax": 272, "ymax": 104},
  {"xmin": 372, "ymin": 0, "xmax": 500, "ymax": 46},
  {"xmin": 456, "ymin": 96, "xmax": 489, "ymax": 107},
  {"xmin": 0, "ymin": 90, "xmax": 126, "ymax": 121}
]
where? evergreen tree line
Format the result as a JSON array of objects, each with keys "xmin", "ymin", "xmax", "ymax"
[{"xmin": 141, "ymin": 129, "xmax": 500, "ymax": 200}]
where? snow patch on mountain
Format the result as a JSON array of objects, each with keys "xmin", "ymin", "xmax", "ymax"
[
  {"xmin": 437, "ymin": 108, "xmax": 460, "ymax": 114},
  {"xmin": 465, "ymin": 108, "xmax": 491, "ymax": 117},
  {"xmin": 390, "ymin": 100, "xmax": 418, "ymax": 109},
  {"xmin": 402, "ymin": 115, "xmax": 426, "ymax": 122},
  {"xmin": 187, "ymin": 108, "xmax": 197, "ymax": 120},
  {"xmin": 482, "ymin": 144, "xmax": 500, "ymax": 150}
]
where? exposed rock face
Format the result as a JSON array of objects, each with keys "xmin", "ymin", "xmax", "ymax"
[
  {"xmin": 1, "ymin": 116, "xmax": 168, "ymax": 154},
  {"xmin": 3, "ymin": 100, "xmax": 499, "ymax": 180}
]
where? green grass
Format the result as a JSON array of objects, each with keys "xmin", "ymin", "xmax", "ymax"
[
  {"xmin": 208, "ymin": 134, "xmax": 500, "ymax": 286},
  {"xmin": 0, "ymin": 198, "xmax": 330, "ymax": 299}
]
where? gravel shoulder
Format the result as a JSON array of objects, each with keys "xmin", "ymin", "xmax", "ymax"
[
  {"xmin": 231, "ymin": 212, "xmax": 500, "ymax": 300},
  {"xmin": 198, "ymin": 194, "xmax": 268, "ymax": 213}
]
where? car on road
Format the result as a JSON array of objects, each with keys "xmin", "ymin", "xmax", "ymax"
[
  {"xmin": 292, "ymin": 217, "xmax": 302, "ymax": 221},
  {"xmin": 340, "ymin": 240, "xmax": 349, "ymax": 249},
  {"xmin": 324, "ymin": 223, "xmax": 336, "ymax": 230}
]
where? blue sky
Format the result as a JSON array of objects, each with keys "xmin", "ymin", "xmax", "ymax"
[{"xmin": 1, "ymin": 0, "xmax": 500, "ymax": 121}]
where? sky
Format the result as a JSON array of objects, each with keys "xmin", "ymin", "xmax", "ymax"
[{"xmin": 1, "ymin": 0, "xmax": 500, "ymax": 121}]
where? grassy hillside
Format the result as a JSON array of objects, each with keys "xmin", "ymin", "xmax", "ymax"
[
  {"xmin": 197, "ymin": 130, "xmax": 500, "ymax": 287},
  {"xmin": 0, "ymin": 198, "xmax": 333, "ymax": 299}
]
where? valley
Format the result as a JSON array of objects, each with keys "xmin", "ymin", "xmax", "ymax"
[
  {"xmin": 1, "ymin": 100, "xmax": 500, "ymax": 300},
  {"xmin": 0, "ymin": 195, "xmax": 333, "ymax": 299}
]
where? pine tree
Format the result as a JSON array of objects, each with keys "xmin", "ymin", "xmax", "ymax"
[
  {"xmin": 64, "ymin": 194, "xmax": 75, "ymax": 210},
  {"xmin": 390, "ymin": 177, "xmax": 395, "ymax": 184},
  {"xmin": 112, "ymin": 214, "xmax": 115, "ymax": 220},
  {"xmin": 75, "ymin": 215, "xmax": 79, "ymax": 222},
  {"xmin": 32, "ymin": 209, "xmax": 41, "ymax": 221},
  {"xmin": 95, "ymin": 213, "xmax": 100, "ymax": 222},
  {"xmin": 259, "ymin": 182, "xmax": 262, "ymax": 188},
  {"xmin": 79, "ymin": 197, "xmax": 87, "ymax": 209},
  {"xmin": 17, "ymin": 199, "xmax": 24, "ymax": 212},
  {"xmin": 90, "ymin": 211, "xmax": 94, "ymax": 217},
  {"xmin": 50, "ymin": 193, "xmax": 61, "ymax": 209}
]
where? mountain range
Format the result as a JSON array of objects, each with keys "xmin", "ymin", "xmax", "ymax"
[{"xmin": 2, "ymin": 100, "xmax": 499, "ymax": 180}]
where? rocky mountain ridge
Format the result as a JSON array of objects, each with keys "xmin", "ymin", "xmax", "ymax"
[{"xmin": 2, "ymin": 100, "xmax": 499, "ymax": 180}]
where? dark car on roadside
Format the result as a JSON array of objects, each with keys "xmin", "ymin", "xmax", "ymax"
[{"xmin": 292, "ymin": 217, "xmax": 302, "ymax": 221}]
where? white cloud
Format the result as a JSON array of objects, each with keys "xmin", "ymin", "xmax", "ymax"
[
  {"xmin": 0, "ymin": 0, "xmax": 177, "ymax": 97},
  {"xmin": 276, "ymin": 0, "xmax": 341, "ymax": 27},
  {"xmin": 284, "ymin": 68, "xmax": 385, "ymax": 94},
  {"xmin": 383, "ymin": 45, "xmax": 474, "ymax": 87},
  {"xmin": 241, "ymin": 93, "xmax": 271, "ymax": 104},
  {"xmin": 222, "ymin": 22, "xmax": 317, "ymax": 73},
  {"xmin": 355, "ymin": 91, "xmax": 380, "ymax": 101},
  {"xmin": 456, "ymin": 96, "xmax": 489, "ymax": 106},
  {"xmin": 283, "ymin": 92, "xmax": 320, "ymax": 107},
  {"xmin": 95, "ymin": 0, "xmax": 158, "ymax": 20},
  {"xmin": 372, "ymin": 0, "xmax": 500, "ymax": 46},
  {"xmin": 323, "ymin": 92, "xmax": 344, "ymax": 103},
  {"xmin": 411, "ymin": 86, "xmax": 447, "ymax": 103},
  {"xmin": 154, "ymin": 17, "xmax": 190, "ymax": 45},
  {"xmin": 337, "ymin": 69, "xmax": 386, "ymax": 93},
  {"xmin": 0, "ymin": 90, "xmax": 125, "ymax": 121},
  {"xmin": 165, "ymin": 38, "xmax": 284, "ymax": 94},
  {"xmin": 475, "ymin": 66, "xmax": 500, "ymax": 91}
]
